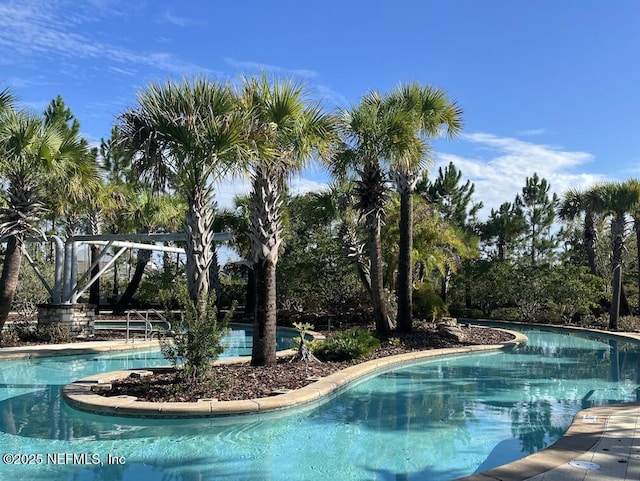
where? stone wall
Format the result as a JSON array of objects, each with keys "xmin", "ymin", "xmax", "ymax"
[{"xmin": 37, "ymin": 304, "xmax": 96, "ymax": 338}]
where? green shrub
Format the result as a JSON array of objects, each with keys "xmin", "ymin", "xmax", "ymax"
[
  {"xmin": 413, "ymin": 283, "xmax": 448, "ymax": 321},
  {"xmin": 9, "ymin": 322, "xmax": 72, "ymax": 343},
  {"xmin": 159, "ymin": 285, "xmax": 234, "ymax": 382},
  {"xmin": 0, "ymin": 329, "xmax": 19, "ymax": 347},
  {"xmin": 35, "ymin": 324, "xmax": 72, "ymax": 343},
  {"xmin": 311, "ymin": 328, "xmax": 380, "ymax": 361}
]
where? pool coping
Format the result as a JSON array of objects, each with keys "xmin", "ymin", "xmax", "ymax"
[
  {"xmin": 61, "ymin": 327, "xmax": 527, "ymax": 418},
  {"xmin": 455, "ymin": 321, "xmax": 640, "ymax": 481}
]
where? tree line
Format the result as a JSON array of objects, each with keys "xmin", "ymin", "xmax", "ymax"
[{"xmin": 0, "ymin": 76, "xmax": 635, "ymax": 369}]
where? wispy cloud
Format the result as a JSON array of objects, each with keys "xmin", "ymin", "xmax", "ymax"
[
  {"xmin": 518, "ymin": 128, "xmax": 546, "ymax": 136},
  {"xmin": 315, "ymin": 84, "xmax": 350, "ymax": 109},
  {"xmin": 436, "ymin": 133, "xmax": 607, "ymax": 217},
  {"xmin": 0, "ymin": 0, "xmax": 209, "ymax": 75},
  {"xmin": 162, "ymin": 10, "xmax": 196, "ymax": 27},
  {"xmin": 224, "ymin": 57, "xmax": 317, "ymax": 78}
]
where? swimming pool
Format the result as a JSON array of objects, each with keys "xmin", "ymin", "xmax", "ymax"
[{"xmin": 0, "ymin": 326, "xmax": 638, "ymax": 480}]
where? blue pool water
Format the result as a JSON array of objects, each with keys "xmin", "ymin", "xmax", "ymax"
[{"xmin": 0, "ymin": 326, "xmax": 639, "ymax": 480}]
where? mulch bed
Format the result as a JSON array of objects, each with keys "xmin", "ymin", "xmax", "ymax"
[{"xmin": 106, "ymin": 324, "xmax": 514, "ymax": 403}]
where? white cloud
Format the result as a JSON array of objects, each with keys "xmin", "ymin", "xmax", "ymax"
[
  {"xmin": 213, "ymin": 176, "xmax": 251, "ymax": 211},
  {"xmin": 223, "ymin": 57, "xmax": 317, "ymax": 79},
  {"xmin": 212, "ymin": 174, "xmax": 329, "ymax": 212},
  {"xmin": 518, "ymin": 128, "xmax": 546, "ymax": 136},
  {"xmin": 435, "ymin": 133, "xmax": 608, "ymax": 217},
  {"xmin": 0, "ymin": 0, "xmax": 209, "ymax": 75}
]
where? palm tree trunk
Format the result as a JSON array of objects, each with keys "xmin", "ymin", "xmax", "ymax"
[
  {"xmin": 397, "ymin": 189, "xmax": 413, "ymax": 332},
  {"xmin": 585, "ymin": 212, "xmax": 598, "ymax": 276},
  {"xmin": 338, "ymin": 222, "xmax": 372, "ymax": 296},
  {"xmin": 367, "ymin": 219, "xmax": 391, "ymax": 334},
  {"xmin": 185, "ymin": 187, "xmax": 215, "ymax": 320},
  {"xmin": 209, "ymin": 248, "xmax": 221, "ymax": 311},
  {"xmin": 251, "ymin": 260, "xmax": 277, "ymax": 366},
  {"xmin": 0, "ymin": 236, "xmax": 24, "ymax": 329},
  {"xmin": 440, "ymin": 266, "xmax": 451, "ymax": 303},
  {"xmin": 609, "ymin": 216, "xmax": 625, "ymax": 330},
  {"xmin": 248, "ymin": 167, "xmax": 283, "ymax": 366},
  {"xmin": 245, "ymin": 265, "xmax": 256, "ymax": 317},
  {"xmin": 113, "ymin": 249, "xmax": 151, "ymax": 314}
]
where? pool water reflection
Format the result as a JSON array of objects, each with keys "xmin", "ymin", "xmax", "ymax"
[{"xmin": 0, "ymin": 326, "xmax": 638, "ymax": 480}]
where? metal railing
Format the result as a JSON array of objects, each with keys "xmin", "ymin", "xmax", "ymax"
[{"xmin": 125, "ymin": 309, "xmax": 171, "ymax": 343}]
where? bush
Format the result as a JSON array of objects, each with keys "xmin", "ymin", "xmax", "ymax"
[
  {"xmin": 13, "ymin": 262, "xmax": 52, "ymax": 318},
  {"xmin": 413, "ymin": 283, "xmax": 448, "ymax": 321},
  {"xmin": 7, "ymin": 321, "xmax": 72, "ymax": 343},
  {"xmin": 311, "ymin": 328, "xmax": 380, "ymax": 361},
  {"xmin": 159, "ymin": 285, "xmax": 234, "ymax": 382},
  {"xmin": 0, "ymin": 329, "xmax": 19, "ymax": 347}
]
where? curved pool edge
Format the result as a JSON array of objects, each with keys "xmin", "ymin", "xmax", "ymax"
[
  {"xmin": 456, "ymin": 401, "xmax": 640, "ymax": 481},
  {"xmin": 0, "ymin": 323, "xmax": 311, "ymax": 360},
  {"xmin": 61, "ymin": 329, "xmax": 527, "ymax": 418},
  {"xmin": 455, "ymin": 320, "xmax": 640, "ymax": 481}
]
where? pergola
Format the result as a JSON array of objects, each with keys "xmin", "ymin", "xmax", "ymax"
[{"xmin": 24, "ymin": 232, "xmax": 232, "ymax": 305}]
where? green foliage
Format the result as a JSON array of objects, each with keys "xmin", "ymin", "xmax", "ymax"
[
  {"xmin": 277, "ymin": 192, "xmax": 369, "ymax": 319},
  {"xmin": 456, "ymin": 260, "xmax": 605, "ymax": 324},
  {"xmin": 515, "ymin": 173, "xmax": 559, "ymax": 264},
  {"xmin": 34, "ymin": 323, "xmax": 73, "ymax": 343},
  {"xmin": 159, "ymin": 285, "xmax": 233, "ymax": 382},
  {"xmin": 618, "ymin": 316, "xmax": 640, "ymax": 332},
  {"xmin": 544, "ymin": 265, "xmax": 606, "ymax": 322},
  {"xmin": 413, "ymin": 283, "xmax": 449, "ymax": 321},
  {"xmin": 416, "ymin": 161, "xmax": 482, "ymax": 227},
  {"xmin": 311, "ymin": 328, "xmax": 380, "ymax": 361},
  {"xmin": 13, "ymin": 261, "xmax": 52, "ymax": 318},
  {"xmin": 0, "ymin": 329, "xmax": 19, "ymax": 347},
  {"xmin": 7, "ymin": 321, "xmax": 72, "ymax": 343}
]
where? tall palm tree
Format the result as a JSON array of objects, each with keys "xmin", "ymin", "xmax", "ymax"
[
  {"xmin": 0, "ymin": 107, "xmax": 89, "ymax": 328},
  {"xmin": 591, "ymin": 181, "xmax": 640, "ymax": 330},
  {"xmin": 386, "ymin": 84, "xmax": 462, "ymax": 331},
  {"xmin": 334, "ymin": 93, "xmax": 398, "ymax": 334},
  {"xmin": 558, "ymin": 188, "xmax": 600, "ymax": 276},
  {"xmin": 118, "ymin": 77, "xmax": 248, "ymax": 320},
  {"xmin": 238, "ymin": 75, "xmax": 336, "ymax": 366}
]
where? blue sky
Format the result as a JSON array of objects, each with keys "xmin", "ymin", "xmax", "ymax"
[{"xmin": 2, "ymin": 0, "xmax": 639, "ymax": 217}]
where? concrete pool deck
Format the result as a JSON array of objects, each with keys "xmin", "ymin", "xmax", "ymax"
[{"xmin": 2, "ymin": 327, "xmax": 640, "ymax": 480}]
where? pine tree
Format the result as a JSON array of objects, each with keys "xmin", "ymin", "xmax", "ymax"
[{"xmin": 515, "ymin": 173, "xmax": 559, "ymax": 265}]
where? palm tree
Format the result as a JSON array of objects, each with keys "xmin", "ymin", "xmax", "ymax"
[
  {"xmin": 118, "ymin": 77, "xmax": 248, "ymax": 320},
  {"xmin": 387, "ymin": 84, "xmax": 462, "ymax": 331},
  {"xmin": 238, "ymin": 75, "xmax": 336, "ymax": 366},
  {"xmin": 0, "ymin": 107, "xmax": 89, "ymax": 328},
  {"xmin": 557, "ymin": 188, "xmax": 600, "ymax": 276},
  {"xmin": 591, "ymin": 182, "xmax": 640, "ymax": 330},
  {"xmin": 334, "ymin": 93, "xmax": 395, "ymax": 334}
]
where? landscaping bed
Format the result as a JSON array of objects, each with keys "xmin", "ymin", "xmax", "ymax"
[{"xmin": 106, "ymin": 324, "xmax": 514, "ymax": 403}]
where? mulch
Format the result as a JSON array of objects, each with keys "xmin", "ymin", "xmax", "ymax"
[{"xmin": 106, "ymin": 324, "xmax": 514, "ymax": 402}]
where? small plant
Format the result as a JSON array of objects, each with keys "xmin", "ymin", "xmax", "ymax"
[
  {"xmin": 388, "ymin": 337, "xmax": 402, "ymax": 348},
  {"xmin": 35, "ymin": 324, "xmax": 72, "ymax": 343},
  {"xmin": 311, "ymin": 328, "xmax": 380, "ymax": 362},
  {"xmin": 290, "ymin": 322, "xmax": 320, "ymax": 363},
  {"xmin": 159, "ymin": 285, "xmax": 234, "ymax": 382},
  {"xmin": 413, "ymin": 283, "xmax": 448, "ymax": 322},
  {"xmin": 0, "ymin": 329, "xmax": 20, "ymax": 347}
]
